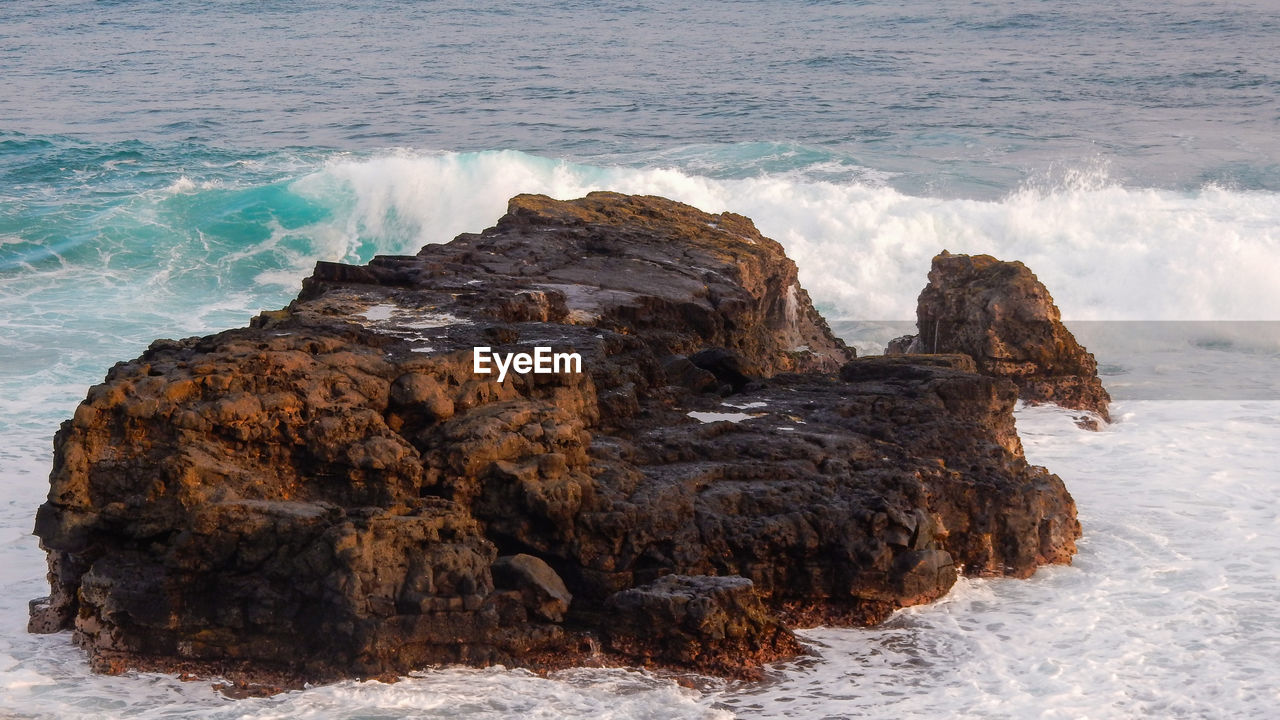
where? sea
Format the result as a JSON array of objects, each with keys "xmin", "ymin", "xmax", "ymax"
[{"xmin": 1, "ymin": 1, "xmax": 1278, "ymax": 718}]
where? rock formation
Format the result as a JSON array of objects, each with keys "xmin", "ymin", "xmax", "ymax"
[
  {"xmin": 31, "ymin": 193, "xmax": 1081, "ymax": 686},
  {"xmin": 888, "ymin": 251, "xmax": 1111, "ymax": 422}
]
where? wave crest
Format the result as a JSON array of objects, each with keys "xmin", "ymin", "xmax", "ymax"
[{"xmin": 292, "ymin": 150, "xmax": 1280, "ymax": 321}]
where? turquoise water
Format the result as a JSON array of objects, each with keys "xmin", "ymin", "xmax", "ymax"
[{"xmin": 1, "ymin": 1, "xmax": 1279, "ymax": 718}]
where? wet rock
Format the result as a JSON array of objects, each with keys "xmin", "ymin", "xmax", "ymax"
[
  {"xmin": 31, "ymin": 193, "xmax": 1079, "ymax": 683},
  {"xmin": 603, "ymin": 575, "xmax": 800, "ymax": 677},
  {"xmin": 889, "ymin": 251, "xmax": 1111, "ymax": 422}
]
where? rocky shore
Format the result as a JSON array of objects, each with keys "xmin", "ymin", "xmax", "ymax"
[
  {"xmin": 889, "ymin": 251, "xmax": 1111, "ymax": 423},
  {"xmin": 31, "ymin": 192, "xmax": 1087, "ymax": 686}
]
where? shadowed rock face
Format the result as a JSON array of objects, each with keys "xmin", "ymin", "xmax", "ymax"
[
  {"xmin": 889, "ymin": 251, "xmax": 1111, "ymax": 422},
  {"xmin": 30, "ymin": 193, "xmax": 1080, "ymax": 685}
]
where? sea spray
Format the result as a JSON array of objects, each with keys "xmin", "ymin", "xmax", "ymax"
[
  {"xmin": 290, "ymin": 151, "xmax": 1280, "ymax": 322},
  {"xmin": 8, "ymin": 146, "xmax": 1280, "ymax": 332}
]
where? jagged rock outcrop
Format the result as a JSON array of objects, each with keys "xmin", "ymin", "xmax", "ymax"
[
  {"xmin": 888, "ymin": 251, "xmax": 1111, "ymax": 422},
  {"xmin": 31, "ymin": 193, "xmax": 1080, "ymax": 685}
]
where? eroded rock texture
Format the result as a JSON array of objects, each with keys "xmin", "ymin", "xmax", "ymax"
[
  {"xmin": 888, "ymin": 251, "xmax": 1111, "ymax": 421},
  {"xmin": 31, "ymin": 193, "xmax": 1080, "ymax": 683}
]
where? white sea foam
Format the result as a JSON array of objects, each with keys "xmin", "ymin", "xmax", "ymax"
[
  {"xmin": 709, "ymin": 399, "xmax": 1280, "ymax": 719},
  {"xmin": 161, "ymin": 176, "xmax": 225, "ymax": 195},
  {"xmin": 0, "ymin": 658, "xmax": 728, "ymax": 720},
  {"xmin": 285, "ymin": 150, "xmax": 1280, "ymax": 322}
]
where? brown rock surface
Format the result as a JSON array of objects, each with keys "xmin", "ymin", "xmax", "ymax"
[
  {"xmin": 888, "ymin": 251, "xmax": 1111, "ymax": 422},
  {"xmin": 31, "ymin": 192, "xmax": 1080, "ymax": 684},
  {"xmin": 602, "ymin": 575, "xmax": 802, "ymax": 676}
]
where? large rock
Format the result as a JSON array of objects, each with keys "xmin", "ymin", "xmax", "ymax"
[
  {"xmin": 30, "ymin": 193, "xmax": 1080, "ymax": 684},
  {"xmin": 888, "ymin": 251, "xmax": 1111, "ymax": 421}
]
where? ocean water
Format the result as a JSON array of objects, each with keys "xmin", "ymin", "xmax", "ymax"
[{"xmin": 2, "ymin": 0, "xmax": 1278, "ymax": 718}]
